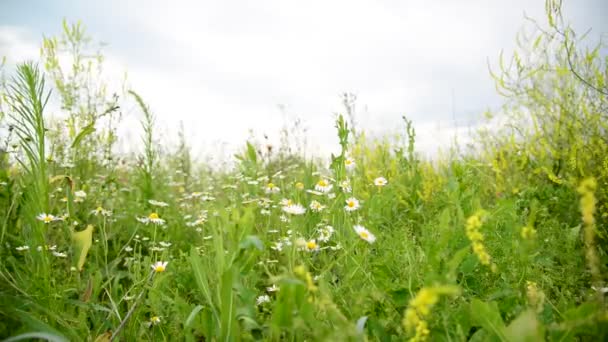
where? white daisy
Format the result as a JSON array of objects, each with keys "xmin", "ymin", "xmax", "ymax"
[
  {"xmin": 151, "ymin": 261, "xmax": 168, "ymax": 273},
  {"xmin": 36, "ymin": 213, "xmax": 56, "ymax": 224},
  {"xmin": 265, "ymin": 182, "xmax": 280, "ymax": 194},
  {"xmin": 317, "ymin": 225, "xmax": 335, "ymax": 242},
  {"xmin": 374, "ymin": 177, "xmax": 388, "ymax": 187},
  {"xmin": 304, "ymin": 239, "xmax": 319, "ymax": 252},
  {"xmin": 15, "ymin": 245, "xmax": 29, "ymax": 251},
  {"xmin": 147, "ymin": 212, "xmax": 166, "ymax": 225},
  {"xmin": 344, "ymin": 197, "xmax": 360, "ymax": 211},
  {"xmin": 314, "ymin": 179, "xmax": 333, "ymax": 193},
  {"xmin": 309, "ymin": 200, "xmax": 326, "ymax": 212},
  {"xmin": 339, "ymin": 179, "xmax": 352, "ymax": 193},
  {"xmin": 344, "ymin": 156, "xmax": 356, "ymax": 171},
  {"xmin": 354, "ymin": 225, "xmax": 376, "ymax": 243},
  {"xmin": 148, "ymin": 199, "xmax": 169, "ymax": 207},
  {"xmin": 282, "ymin": 203, "xmax": 306, "ymax": 215}
]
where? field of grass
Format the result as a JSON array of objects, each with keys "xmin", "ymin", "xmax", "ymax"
[{"xmin": 1, "ymin": 2, "xmax": 607, "ymax": 341}]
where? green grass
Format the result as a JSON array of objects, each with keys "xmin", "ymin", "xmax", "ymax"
[{"xmin": 0, "ymin": 1, "xmax": 607, "ymax": 341}]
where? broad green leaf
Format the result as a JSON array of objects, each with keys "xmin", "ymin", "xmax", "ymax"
[
  {"xmin": 72, "ymin": 224, "xmax": 93, "ymax": 271},
  {"xmin": 505, "ymin": 309, "xmax": 544, "ymax": 342},
  {"xmin": 470, "ymin": 299, "xmax": 507, "ymax": 341}
]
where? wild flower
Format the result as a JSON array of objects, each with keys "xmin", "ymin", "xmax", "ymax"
[
  {"xmin": 344, "ymin": 197, "xmax": 360, "ymax": 211},
  {"xmin": 148, "ymin": 199, "xmax": 169, "ymax": 207},
  {"xmin": 52, "ymin": 251, "xmax": 68, "ymax": 258},
  {"xmin": 36, "ymin": 213, "xmax": 56, "ymax": 223},
  {"xmin": 402, "ymin": 286, "xmax": 459, "ymax": 342},
  {"xmin": 265, "ymin": 182, "xmax": 280, "ymax": 194},
  {"xmin": 304, "ymin": 239, "xmax": 319, "ymax": 252},
  {"xmin": 151, "ymin": 261, "xmax": 168, "ymax": 273},
  {"xmin": 520, "ymin": 225, "xmax": 537, "ymax": 240},
  {"xmin": 91, "ymin": 206, "xmax": 112, "ymax": 217},
  {"xmin": 309, "ymin": 200, "xmax": 325, "ymax": 212},
  {"xmin": 465, "ymin": 213, "xmax": 492, "ymax": 267},
  {"xmin": 577, "ymin": 178, "xmax": 601, "ymax": 295},
  {"xmin": 339, "ymin": 179, "xmax": 352, "ymax": 193},
  {"xmin": 295, "ymin": 182, "xmax": 304, "ymax": 190},
  {"xmin": 344, "ymin": 156, "xmax": 356, "ymax": 171},
  {"xmin": 374, "ymin": 177, "xmax": 388, "ymax": 187},
  {"xmin": 317, "ymin": 225, "xmax": 335, "ymax": 242},
  {"xmin": 282, "ymin": 203, "xmax": 306, "ymax": 215},
  {"xmin": 15, "ymin": 245, "xmax": 29, "ymax": 251},
  {"xmin": 256, "ymin": 294, "xmax": 271, "ymax": 305},
  {"xmin": 314, "ymin": 179, "xmax": 333, "ymax": 193},
  {"xmin": 150, "ymin": 316, "xmax": 161, "ymax": 325},
  {"xmin": 267, "ymin": 284, "xmax": 280, "ymax": 292},
  {"xmin": 354, "ymin": 225, "xmax": 376, "ymax": 243},
  {"xmin": 138, "ymin": 212, "xmax": 166, "ymax": 225},
  {"xmin": 74, "ymin": 190, "xmax": 87, "ymax": 202}
]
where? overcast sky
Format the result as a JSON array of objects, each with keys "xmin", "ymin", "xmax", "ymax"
[{"xmin": 1, "ymin": 0, "xmax": 607, "ymax": 160}]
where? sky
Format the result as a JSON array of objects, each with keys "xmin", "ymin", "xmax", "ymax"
[{"xmin": 1, "ymin": 0, "xmax": 607, "ymax": 161}]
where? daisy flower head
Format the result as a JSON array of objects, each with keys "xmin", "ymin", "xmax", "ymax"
[
  {"xmin": 354, "ymin": 225, "xmax": 376, "ymax": 244},
  {"xmin": 74, "ymin": 190, "xmax": 87, "ymax": 203},
  {"xmin": 309, "ymin": 200, "xmax": 326, "ymax": 212},
  {"xmin": 151, "ymin": 261, "xmax": 168, "ymax": 273},
  {"xmin": 339, "ymin": 179, "xmax": 352, "ymax": 193},
  {"xmin": 36, "ymin": 213, "xmax": 56, "ymax": 224},
  {"xmin": 344, "ymin": 156, "xmax": 356, "ymax": 171},
  {"xmin": 148, "ymin": 212, "xmax": 166, "ymax": 225},
  {"xmin": 148, "ymin": 199, "xmax": 169, "ymax": 207},
  {"xmin": 150, "ymin": 316, "xmax": 161, "ymax": 326},
  {"xmin": 282, "ymin": 203, "xmax": 306, "ymax": 215},
  {"xmin": 305, "ymin": 239, "xmax": 319, "ymax": 252},
  {"xmin": 317, "ymin": 225, "xmax": 335, "ymax": 242},
  {"xmin": 91, "ymin": 206, "xmax": 112, "ymax": 217},
  {"xmin": 295, "ymin": 182, "xmax": 304, "ymax": 190},
  {"xmin": 374, "ymin": 177, "xmax": 388, "ymax": 187},
  {"xmin": 344, "ymin": 197, "xmax": 360, "ymax": 212},
  {"xmin": 265, "ymin": 182, "xmax": 280, "ymax": 194},
  {"xmin": 314, "ymin": 179, "xmax": 333, "ymax": 193}
]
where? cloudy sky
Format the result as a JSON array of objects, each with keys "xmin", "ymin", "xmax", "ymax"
[{"xmin": 1, "ymin": 0, "xmax": 606, "ymax": 160}]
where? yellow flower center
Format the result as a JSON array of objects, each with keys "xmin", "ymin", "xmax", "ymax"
[
  {"xmin": 151, "ymin": 316, "xmax": 161, "ymax": 324},
  {"xmin": 154, "ymin": 264, "xmax": 166, "ymax": 272},
  {"xmin": 43, "ymin": 216, "xmax": 53, "ymax": 223},
  {"xmin": 360, "ymin": 231, "xmax": 369, "ymax": 239},
  {"xmin": 317, "ymin": 180, "xmax": 327, "ymax": 187},
  {"xmin": 345, "ymin": 159, "xmax": 352, "ymax": 165},
  {"xmin": 295, "ymin": 182, "xmax": 304, "ymax": 189},
  {"xmin": 96, "ymin": 206, "xmax": 103, "ymax": 213},
  {"xmin": 267, "ymin": 183, "xmax": 275, "ymax": 188},
  {"xmin": 149, "ymin": 212, "xmax": 160, "ymax": 220},
  {"xmin": 348, "ymin": 201, "xmax": 355, "ymax": 207},
  {"xmin": 306, "ymin": 241, "xmax": 318, "ymax": 250}
]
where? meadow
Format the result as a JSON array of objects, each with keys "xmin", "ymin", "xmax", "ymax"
[{"xmin": 0, "ymin": 2, "xmax": 607, "ymax": 341}]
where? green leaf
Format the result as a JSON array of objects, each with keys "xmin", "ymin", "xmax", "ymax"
[
  {"xmin": 184, "ymin": 304, "xmax": 204, "ymax": 328},
  {"xmin": 505, "ymin": 310, "xmax": 544, "ymax": 342},
  {"xmin": 4, "ymin": 332, "xmax": 69, "ymax": 342},
  {"xmin": 239, "ymin": 235, "xmax": 264, "ymax": 251},
  {"xmin": 470, "ymin": 299, "xmax": 507, "ymax": 341},
  {"xmin": 72, "ymin": 224, "xmax": 93, "ymax": 271},
  {"xmin": 70, "ymin": 122, "xmax": 96, "ymax": 149}
]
